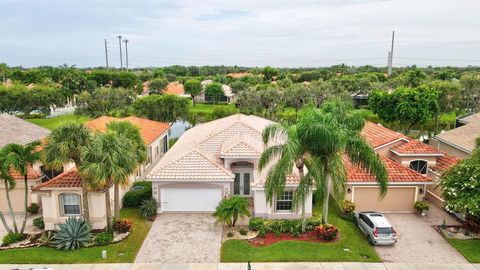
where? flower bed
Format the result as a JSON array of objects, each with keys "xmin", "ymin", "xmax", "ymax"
[
  {"xmin": 434, "ymin": 225, "xmax": 480, "ymax": 240},
  {"xmin": 248, "ymin": 230, "xmax": 339, "ymax": 246}
]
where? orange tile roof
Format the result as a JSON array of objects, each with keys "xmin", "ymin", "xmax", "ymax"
[
  {"xmin": 431, "ymin": 154, "xmax": 460, "ymax": 173},
  {"xmin": 163, "ymin": 82, "xmax": 185, "ymax": 95},
  {"xmin": 361, "ymin": 122, "xmax": 408, "ymax": 149},
  {"xmin": 85, "ymin": 116, "xmax": 170, "ymax": 145},
  {"xmin": 9, "ymin": 164, "xmax": 42, "ymax": 180},
  {"xmin": 390, "ymin": 140, "xmax": 444, "ymax": 155},
  {"xmin": 344, "ymin": 156, "xmax": 431, "ymax": 183},
  {"xmin": 32, "ymin": 169, "xmax": 82, "ymax": 191}
]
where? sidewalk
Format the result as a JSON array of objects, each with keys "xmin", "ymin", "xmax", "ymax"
[{"xmin": 1, "ymin": 263, "xmax": 479, "ymax": 270}]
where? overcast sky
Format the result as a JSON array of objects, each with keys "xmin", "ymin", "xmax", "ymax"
[{"xmin": 1, "ymin": 0, "xmax": 479, "ymax": 68}]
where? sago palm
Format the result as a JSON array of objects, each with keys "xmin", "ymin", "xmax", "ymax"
[
  {"xmin": 3, "ymin": 141, "xmax": 41, "ymax": 233},
  {"xmin": 259, "ymin": 122, "xmax": 323, "ymax": 231},
  {"xmin": 106, "ymin": 121, "xmax": 147, "ymax": 217},
  {"xmin": 0, "ymin": 148, "xmax": 16, "ymax": 233},
  {"xmin": 213, "ymin": 196, "xmax": 250, "ymax": 227},
  {"xmin": 80, "ymin": 132, "xmax": 137, "ymax": 231},
  {"xmin": 43, "ymin": 122, "xmax": 92, "ymax": 221},
  {"xmin": 298, "ymin": 100, "xmax": 388, "ymax": 223}
]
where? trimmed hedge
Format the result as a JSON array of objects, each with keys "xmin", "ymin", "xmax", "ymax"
[
  {"xmin": 122, "ymin": 182, "xmax": 152, "ymax": 207},
  {"xmin": 249, "ymin": 217, "xmax": 322, "ymax": 237}
]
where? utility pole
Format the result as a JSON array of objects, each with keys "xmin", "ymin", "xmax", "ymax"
[
  {"xmin": 118, "ymin": 35, "xmax": 123, "ymax": 69},
  {"xmin": 104, "ymin": 38, "xmax": 109, "ymax": 69},
  {"xmin": 123, "ymin": 39, "xmax": 129, "ymax": 71},
  {"xmin": 387, "ymin": 30, "xmax": 395, "ymax": 76}
]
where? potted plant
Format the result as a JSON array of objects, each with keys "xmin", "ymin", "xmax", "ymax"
[{"xmin": 414, "ymin": 201, "xmax": 429, "ymax": 216}]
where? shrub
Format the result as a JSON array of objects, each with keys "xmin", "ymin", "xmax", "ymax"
[
  {"xmin": 341, "ymin": 200, "xmax": 355, "ymax": 214},
  {"xmin": 113, "ymin": 218, "xmax": 133, "ymax": 233},
  {"xmin": 2, "ymin": 232, "xmax": 24, "ymax": 246},
  {"xmin": 414, "ymin": 201, "xmax": 430, "ymax": 213},
  {"xmin": 305, "ymin": 216, "xmax": 322, "ymax": 231},
  {"xmin": 226, "ymin": 232, "xmax": 234, "ymax": 237},
  {"xmin": 316, "ymin": 224, "xmax": 339, "ymax": 241},
  {"xmin": 33, "ymin": 216, "xmax": 45, "ymax": 230},
  {"xmin": 139, "ymin": 197, "xmax": 157, "ymax": 219},
  {"xmin": 213, "ymin": 196, "xmax": 250, "ymax": 227},
  {"xmin": 464, "ymin": 218, "xmax": 480, "ymax": 234},
  {"xmin": 122, "ymin": 182, "xmax": 152, "ymax": 207},
  {"xmin": 37, "ymin": 231, "xmax": 54, "ymax": 247},
  {"xmin": 53, "ymin": 217, "xmax": 92, "ymax": 250},
  {"xmin": 27, "ymin": 203, "xmax": 40, "ymax": 214},
  {"xmin": 239, "ymin": 228, "xmax": 248, "ymax": 236},
  {"xmin": 95, "ymin": 232, "xmax": 113, "ymax": 246},
  {"xmin": 249, "ymin": 218, "xmax": 264, "ymax": 231}
]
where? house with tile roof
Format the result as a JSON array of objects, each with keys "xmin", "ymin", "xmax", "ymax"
[
  {"xmin": 33, "ymin": 116, "xmax": 170, "ymax": 230},
  {"xmin": 430, "ymin": 112, "xmax": 480, "ymax": 159},
  {"xmin": 146, "ymin": 114, "xmax": 458, "ymax": 216},
  {"xmin": 0, "ymin": 114, "xmax": 50, "ymax": 213}
]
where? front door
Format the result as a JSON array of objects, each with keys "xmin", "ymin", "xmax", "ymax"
[{"xmin": 234, "ymin": 172, "xmax": 251, "ymax": 196}]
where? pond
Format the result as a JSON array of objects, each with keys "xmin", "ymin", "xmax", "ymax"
[{"xmin": 169, "ymin": 120, "xmax": 193, "ymax": 139}]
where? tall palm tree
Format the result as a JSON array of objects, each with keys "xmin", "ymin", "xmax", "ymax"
[
  {"xmin": 43, "ymin": 122, "xmax": 92, "ymax": 221},
  {"xmin": 259, "ymin": 122, "xmax": 323, "ymax": 231},
  {"xmin": 298, "ymin": 100, "xmax": 388, "ymax": 223},
  {"xmin": 106, "ymin": 121, "xmax": 147, "ymax": 217},
  {"xmin": 3, "ymin": 141, "xmax": 41, "ymax": 233},
  {"xmin": 0, "ymin": 148, "xmax": 16, "ymax": 233},
  {"xmin": 80, "ymin": 132, "xmax": 136, "ymax": 231}
]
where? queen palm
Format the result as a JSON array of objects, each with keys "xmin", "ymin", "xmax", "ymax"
[
  {"xmin": 3, "ymin": 141, "xmax": 41, "ymax": 233},
  {"xmin": 0, "ymin": 148, "xmax": 17, "ymax": 233},
  {"xmin": 43, "ymin": 122, "xmax": 92, "ymax": 221},
  {"xmin": 80, "ymin": 132, "xmax": 136, "ymax": 231},
  {"xmin": 259, "ymin": 122, "xmax": 323, "ymax": 231},
  {"xmin": 298, "ymin": 100, "xmax": 388, "ymax": 223},
  {"xmin": 106, "ymin": 121, "xmax": 147, "ymax": 217}
]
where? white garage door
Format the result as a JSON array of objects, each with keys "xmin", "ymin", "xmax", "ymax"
[{"xmin": 160, "ymin": 188, "xmax": 222, "ymax": 212}]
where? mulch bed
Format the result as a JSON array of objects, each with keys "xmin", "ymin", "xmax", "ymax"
[{"xmin": 248, "ymin": 231, "xmax": 339, "ymax": 246}]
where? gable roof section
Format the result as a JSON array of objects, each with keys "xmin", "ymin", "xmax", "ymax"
[
  {"xmin": 361, "ymin": 122, "xmax": 408, "ymax": 149},
  {"xmin": 163, "ymin": 81, "xmax": 185, "ymax": 95},
  {"xmin": 9, "ymin": 164, "xmax": 42, "ymax": 180},
  {"xmin": 345, "ymin": 156, "xmax": 431, "ymax": 183},
  {"xmin": 0, "ymin": 114, "xmax": 50, "ymax": 147},
  {"xmin": 32, "ymin": 169, "xmax": 82, "ymax": 191},
  {"xmin": 430, "ymin": 154, "xmax": 460, "ymax": 173},
  {"xmin": 220, "ymin": 133, "xmax": 263, "ymax": 157},
  {"xmin": 85, "ymin": 116, "xmax": 170, "ymax": 145},
  {"xmin": 390, "ymin": 140, "xmax": 444, "ymax": 156},
  {"xmin": 435, "ymin": 121, "xmax": 480, "ymax": 155},
  {"xmin": 458, "ymin": 112, "xmax": 480, "ymax": 125},
  {"xmin": 148, "ymin": 149, "xmax": 234, "ymax": 181}
]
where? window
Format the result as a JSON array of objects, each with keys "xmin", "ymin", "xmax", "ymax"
[
  {"xmin": 146, "ymin": 146, "xmax": 152, "ymax": 165},
  {"xmin": 276, "ymin": 191, "xmax": 293, "ymax": 211},
  {"xmin": 155, "ymin": 146, "xmax": 159, "ymax": 157},
  {"xmin": 409, "ymin": 160, "xmax": 428, "ymax": 175},
  {"xmin": 162, "ymin": 136, "xmax": 168, "ymax": 154},
  {"xmin": 61, "ymin": 193, "xmax": 81, "ymax": 216}
]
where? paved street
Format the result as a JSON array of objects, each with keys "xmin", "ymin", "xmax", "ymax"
[
  {"xmin": 135, "ymin": 213, "xmax": 223, "ymax": 263},
  {"xmin": 375, "ymin": 205, "xmax": 467, "ymax": 263}
]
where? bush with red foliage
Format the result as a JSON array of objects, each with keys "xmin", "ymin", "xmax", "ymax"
[
  {"xmin": 316, "ymin": 224, "xmax": 339, "ymax": 241},
  {"xmin": 113, "ymin": 218, "xmax": 133, "ymax": 233}
]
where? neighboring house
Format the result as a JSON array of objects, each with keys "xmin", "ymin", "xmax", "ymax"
[
  {"xmin": 195, "ymin": 80, "xmax": 235, "ymax": 103},
  {"xmin": 162, "ymin": 82, "xmax": 190, "ymax": 98},
  {"xmin": 0, "ymin": 114, "xmax": 50, "ymax": 213},
  {"xmin": 346, "ymin": 122, "xmax": 458, "ymax": 212},
  {"xmin": 146, "ymin": 114, "xmax": 313, "ymax": 219},
  {"xmin": 33, "ymin": 116, "xmax": 170, "ymax": 229},
  {"xmin": 430, "ymin": 112, "xmax": 480, "ymax": 159}
]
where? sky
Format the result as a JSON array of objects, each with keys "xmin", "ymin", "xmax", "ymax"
[{"xmin": 0, "ymin": 0, "xmax": 479, "ymax": 68}]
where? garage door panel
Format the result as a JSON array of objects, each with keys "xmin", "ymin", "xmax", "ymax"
[
  {"xmin": 160, "ymin": 188, "xmax": 222, "ymax": 212},
  {"xmin": 354, "ymin": 187, "xmax": 416, "ymax": 212}
]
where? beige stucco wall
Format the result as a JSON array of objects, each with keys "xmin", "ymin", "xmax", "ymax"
[
  {"xmin": 429, "ymin": 138, "xmax": 471, "ymax": 159},
  {"xmin": 137, "ymin": 131, "xmax": 168, "ymax": 181},
  {"xmin": 389, "ymin": 155, "xmax": 438, "ymax": 167},
  {"xmin": 375, "ymin": 140, "xmax": 407, "ymax": 158},
  {"xmin": 425, "ymin": 171, "xmax": 445, "ymax": 208},
  {"xmin": 39, "ymin": 188, "xmax": 111, "ymax": 230},
  {"xmin": 0, "ymin": 179, "xmax": 42, "ymax": 213},
  {"xmin": 253, "ymin": 189, "xmax": 313, "ymax": 219}
]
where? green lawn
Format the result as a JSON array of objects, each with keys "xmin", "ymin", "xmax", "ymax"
[
  {"xmin": 27, "ymin": 114, "xmax": 91, "ymax": 130},
  {"xmin": 0, "ymin": 208, "xmax": 151, "ymax": 264},
  {"xmin": 189, "ymin": 103, "xmax": 238, "ymax": 115},
  {"xmin": 446, "ymin": 238, "xmax": 480, "ymax": 263},
  {"xmin": 221, "ymin": 200, "xmax": 380, "ymax": 262}
]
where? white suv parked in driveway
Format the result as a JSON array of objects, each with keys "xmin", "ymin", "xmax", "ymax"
[{"xmin": 354, "ymin": 212, "xmax": 397, "ymax": 245}]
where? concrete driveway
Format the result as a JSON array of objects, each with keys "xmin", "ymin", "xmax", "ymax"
[
  {"xmin": 375, "ymin": 205, "xmax": 467, "ymax": 263},
  {"xmin": 135, "ymin": 213, "xmax": 223, "ymax": 263}
]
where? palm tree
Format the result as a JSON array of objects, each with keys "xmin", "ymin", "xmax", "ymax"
[
  {"xmin": 106, "ymin": 121, "xmax": 147, "ymax": 217},
  {"xmin": 3, "ymin": 141, "xmax": 41, "ymax": 233},
  {"xmin": 259, "ymin": 122, "xmax": 324, "ymax": 231},
  {"xmin": 80, "ymin": 132, "xmax": 136, "ymax": 231},
  {"xmin": 0, "ymin": 148, "xmax": 16, "ymax": 233},
  {"xmin": 43, "ymin": 122, "xmax": 92, "ymax": 221},
  {"xmin": 297, "ymin": 100, "xmax": 388, "ymax": 224},
  {"xmin": 213, "ymin": 196, "xmax": 250, "ymax": 227}
]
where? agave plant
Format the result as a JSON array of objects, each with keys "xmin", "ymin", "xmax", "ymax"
[
  {"xmin": 139, "ymin": 197, "xmax": 157, "ymax": 219},
  {"xmin": 53, "ymin": 217, "xmax": 92, "ymax": 250},
  {"xmin": 37, "ymin": 231, "xmax": 54, "ymax": 247}
]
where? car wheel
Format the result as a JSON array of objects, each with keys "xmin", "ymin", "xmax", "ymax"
[{"xmin": 367, "ymin": 236, "xmax": 374, "ymax": 245}]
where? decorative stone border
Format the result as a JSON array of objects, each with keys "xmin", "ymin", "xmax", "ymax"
[
  {"xmin": 433, "ymin": 225, "xmax": 480, "ymax": 240},
  {"xmin": 222, "ymin": 225, "xmax": 258, "ymax": 242}
]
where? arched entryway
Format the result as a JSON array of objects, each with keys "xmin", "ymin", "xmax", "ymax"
[{"xmin": 230, "ymin": 161, "xmax": 254, "ymax": 196}]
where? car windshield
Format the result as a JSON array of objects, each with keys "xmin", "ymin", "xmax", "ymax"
[{"xmin": 377, "ymin": 227, "xmax": 393, "ymax": 234}]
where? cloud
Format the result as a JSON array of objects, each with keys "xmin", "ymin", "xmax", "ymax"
[{"xmin": 196, "ymin": 10, "xmax": 251, "ymax": 21}]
